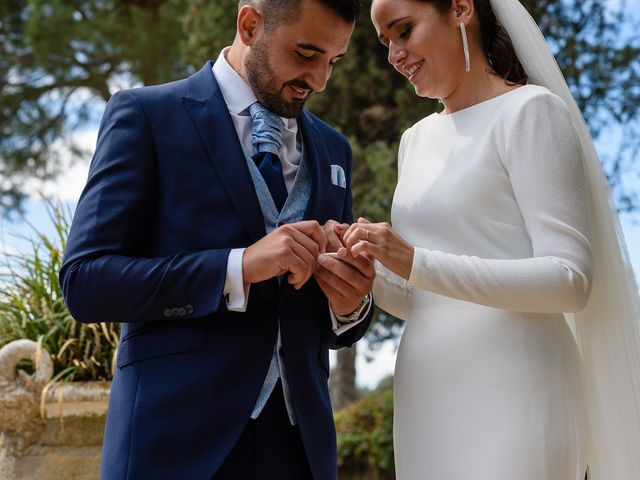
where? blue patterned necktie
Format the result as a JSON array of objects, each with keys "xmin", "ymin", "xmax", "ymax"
[{"xmin": 249, "ymin": 102, "xmax": 288, "ymax": 212}]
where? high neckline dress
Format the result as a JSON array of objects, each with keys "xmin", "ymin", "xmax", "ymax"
[{"xmin": 374, "ymin": 85, "xmax": 592, "ymax": 479}]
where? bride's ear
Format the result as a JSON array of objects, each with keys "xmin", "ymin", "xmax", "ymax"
[{"xmin": 453, "ymin": 0, "xmax": 474, "ymax": 25}]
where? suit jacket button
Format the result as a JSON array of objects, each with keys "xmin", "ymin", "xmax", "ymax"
[
  {"xmin": 185, "ymin": 304, "xmax": 194, "ymax": 315},
  {"xmin": 163, "ymin": 308, "xmax": 172, "ymax": 317}
]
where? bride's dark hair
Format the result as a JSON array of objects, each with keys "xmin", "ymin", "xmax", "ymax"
[{"xmin": 424, "ymin": 0, "xmax": 528, "ymax": 85}]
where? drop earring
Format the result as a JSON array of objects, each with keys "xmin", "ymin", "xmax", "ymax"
[{"xmin": 459, "ymin": 22, "xmax": 471, "ymax": 72}]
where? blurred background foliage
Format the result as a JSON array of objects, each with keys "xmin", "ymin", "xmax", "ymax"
[
  {"xmin": 1, "ymin": 0, "xmax": 639, "ymax": 406},
  {"xmin": 0, "ymin": 199, "xmax": 119, "ymax": 382},
  {"xmin": 1, "ymin": 0, "xmax": 638, "ymax": 217},
  {"xmin": 335, "ymin": 383, "xmax": 395, "ymax": 479}
]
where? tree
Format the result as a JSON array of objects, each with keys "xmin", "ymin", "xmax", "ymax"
[{"xmin": 0, "ymin": 0, "xmax": 186, "ymax": 213}]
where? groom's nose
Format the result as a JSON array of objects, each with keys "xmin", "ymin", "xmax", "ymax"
[{"xmin": 304, "ymin": 63, "xmax": 332, "ymax": 93}]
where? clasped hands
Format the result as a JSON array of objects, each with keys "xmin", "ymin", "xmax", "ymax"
[
  {"xmin": 242, "ymin": 219, "xmax": 374, "ymax": 316},
  {"xmin": 242, "ymin": 217, "xmax": 415, "ymax": 315}
]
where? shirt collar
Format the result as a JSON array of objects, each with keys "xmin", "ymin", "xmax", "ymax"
[
  {"xmin": 212, "ymin": 47, "xmax": 257, "ymax": 116},
  {"xmin": 212, "ymin": 48, "xmax": 298, "ymax": 133}
]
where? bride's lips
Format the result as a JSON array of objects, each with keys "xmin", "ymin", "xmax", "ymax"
[{"xmin": 404, "ymin": 60, "xmax": 424, "ymax": 83}]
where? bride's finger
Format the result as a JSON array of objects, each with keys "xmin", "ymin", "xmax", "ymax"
[
  {"xmin": 344, "ymin": 225, "xmax": 370, "ymax": 249},
  {"xmin": 338, "ymin": 245, "xmax": 375, "ymax": 262},
  {"xmin": 342, "ymin": 221, "xmax": 363, "ymax": 241},
  {"xmin": 341, "ymin": 225, "xmax": 358, "ymax": 246},
  {"xmin": 343, "ymin": 219, "xmax": 372, "ymax": 241},
  {"xmin": 351, "ymin": 239, "xmax": 380, "ymax": 259}
]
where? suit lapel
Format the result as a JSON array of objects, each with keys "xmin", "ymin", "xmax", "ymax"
[
  {"xmin": 182, "ymin": 62, "xmax": 266, "ymax": 242},
  {"xmin": 299, "ymin": 111, "xmax": 330, "ymax": 222}
]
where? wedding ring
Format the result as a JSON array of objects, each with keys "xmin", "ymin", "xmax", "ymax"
[{"xmin": 366, "ymin": 230, "xmax": 369, "ymax": 241}]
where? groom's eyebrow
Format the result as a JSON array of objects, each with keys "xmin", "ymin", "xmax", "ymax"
[
  {"xmin": 297, "ymin": 43, "xmax": 325, "ymax": 53},
  {"xmin": 297, "ymin": 43, "xmax": 347, "ymax": 58}
]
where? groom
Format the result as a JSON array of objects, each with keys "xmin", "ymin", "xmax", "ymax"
[{"xmin": 59, "ymin": 0, "xmax": 373, "ymax": 479}]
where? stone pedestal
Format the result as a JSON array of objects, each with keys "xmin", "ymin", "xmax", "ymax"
[{"xmin": 0, "ymin": 340, "xmax": 110, "ymax": 480}]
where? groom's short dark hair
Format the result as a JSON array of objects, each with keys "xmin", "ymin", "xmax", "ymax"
[{"xmin": 239, "ymin": 0, "xmax": 361, "ymax": 30}]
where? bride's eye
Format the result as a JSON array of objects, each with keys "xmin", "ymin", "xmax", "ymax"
[{"xmin": 399, "ymin": 23, "xmax": 413, "ymax": 39}]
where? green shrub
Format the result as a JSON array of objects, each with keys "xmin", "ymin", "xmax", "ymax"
[
  {"xmin": 0, "ymin": 198, "xmax": 119, "ymax": 382},
  {"xmin": 335, "ymin": 387, "xmax": 394, "ymax": 479}
]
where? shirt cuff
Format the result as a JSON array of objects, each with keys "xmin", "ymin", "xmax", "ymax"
[
  {"xmin": 330, "ymin": 293, "xmax": 372, "ymax": 336},
  {"xmin": 223, "ymin": 248, "xmax": 250, "ymax": 312}
]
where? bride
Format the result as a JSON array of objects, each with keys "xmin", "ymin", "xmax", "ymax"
[{"xmin": 339, "ymin": 0, "xmax": 640, "ymax": 478}]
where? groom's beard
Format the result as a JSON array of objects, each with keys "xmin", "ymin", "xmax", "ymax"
[{"xmin": 245, "ymin": 38, "xmax": 310, "ymax": 118}]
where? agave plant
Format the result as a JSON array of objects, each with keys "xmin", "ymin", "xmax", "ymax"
[{"xmin": 0, "ymin": 197, "xmax": 119, "ymax": 382}]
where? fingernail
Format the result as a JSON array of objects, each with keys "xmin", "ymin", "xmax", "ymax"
[
  {"xmin": 338, "ymin": 248, "xmax": 348, "ymax": 258},
  {"xmin": 318, "ymin": 254, "xmax": 328, "ymax": 264}
]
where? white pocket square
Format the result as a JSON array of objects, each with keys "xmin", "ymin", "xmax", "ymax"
[{"xmin": 330, "ymin": 164, "xmax": 346, "ymax": 188}]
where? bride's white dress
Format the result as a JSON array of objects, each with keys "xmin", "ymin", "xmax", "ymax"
[{"xmin": 375, "ymin": 85, "xmax": 592, "ymax": 479}]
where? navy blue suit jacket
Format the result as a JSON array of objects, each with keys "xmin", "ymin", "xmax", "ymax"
[{"xmin": 59, "ymin": 62, "xmax": 372, "ymax": 480}]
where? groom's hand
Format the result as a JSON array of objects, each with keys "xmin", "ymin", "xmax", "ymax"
[
  {"xmin": 243, "ymin": 220, "xmax": 327, "ymax": 289},
  {"xmin": 314, "ymin": 251, "xmax": 375, "ymax": 315}
]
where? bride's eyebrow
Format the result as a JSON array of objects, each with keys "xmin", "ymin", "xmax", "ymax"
[
  {"xmin": 377, "ymin": 15, "xmax": 411, "ymax": 45},
  {"xmin": 387, "ymin": 16, "xmax": 410, "ymax": 29}
]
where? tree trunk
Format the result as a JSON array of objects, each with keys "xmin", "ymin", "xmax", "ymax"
[{"xmin": 330, "ymin": 346, "xmax": 358, "ymax": 410}]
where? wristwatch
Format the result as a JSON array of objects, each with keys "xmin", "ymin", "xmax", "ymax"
[{"xmin": 336, "ymin": 294, "xmax": 371, "ymax": 325}]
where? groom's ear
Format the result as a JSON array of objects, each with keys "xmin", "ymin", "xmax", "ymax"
[{"xmin": 237, "ymin": 5, "xmax": 263, "ymax": 46}]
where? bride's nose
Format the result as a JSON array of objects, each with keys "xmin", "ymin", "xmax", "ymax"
[{"xmin": 388, "ymin": 44, "xmax": 407, "ymax": 68}]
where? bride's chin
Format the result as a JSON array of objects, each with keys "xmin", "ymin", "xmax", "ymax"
[{"xmin": 412, "ymin": 84, "xmax": 432, "ymax": 98}]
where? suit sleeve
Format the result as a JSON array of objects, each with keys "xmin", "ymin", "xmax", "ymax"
[{"xmin": 59, "ymin": 91, "xmax": 231, "ymax": 324}]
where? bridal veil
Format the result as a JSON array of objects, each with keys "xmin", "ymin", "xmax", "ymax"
[{"xmin": 489, "ymin": 0, "xmax": 640, "ymax": 477}]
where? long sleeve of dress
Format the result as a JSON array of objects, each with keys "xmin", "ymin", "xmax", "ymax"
[
  {"xmin": 407, "ymin": 92, "xmax": 593, "ymax": 314},
  {"xmin": 374, "ymin": 261, "xmax": 412, "ymax": 320},
  {"xmin": 373, "ymin": 131, "xmax": 414, "ymax": 320}
]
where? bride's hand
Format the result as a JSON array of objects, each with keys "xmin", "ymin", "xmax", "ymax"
[{"xmin": 339, "ymin": 217, "xmax": 415, "ymax": 280}]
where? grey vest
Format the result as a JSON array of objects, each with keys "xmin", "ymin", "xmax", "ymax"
[{"xmin": 245, "ymin": 147, "xmax": 312, "ymax": 423}]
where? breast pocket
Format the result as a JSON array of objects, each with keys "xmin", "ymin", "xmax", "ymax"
[{"xmin": 116, "ymin": 325, "xmax": 207, "ymax": 369}]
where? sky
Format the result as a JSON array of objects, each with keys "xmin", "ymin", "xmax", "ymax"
[{"xmin": 2, "ymin": 0, "xmax": 639, "ymax": 389}]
